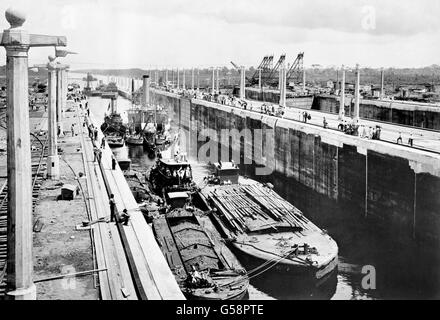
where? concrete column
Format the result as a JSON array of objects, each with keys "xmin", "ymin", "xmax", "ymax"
[
  {"xmin": 239, "ymin": 66, "xmax": 245, "ymax": 99},
  {"xmin": 258, "ymin": 68, "xmax": 262, "ymax": 90},
  {"xmin": 47, "ymin": 57, "xmax": 60, "ymax": 180},
  {"xmin": 211, "ymin": 68, "xmax": 215, "ymax": 94},
  {"xmin": 0, "ymin": 8, "xmax": 66, "ymax": 300},
  {"xmin": 339, "ymin": 65, "xmax": 346, "ymax": 120},
  {"xmin": 56, "ymin": 68, "xmax": 64, "ymax": 134},
  {"xmin": 279, "ymin": 62, "xmax": 286, "ymax": 108},
  {"xmin": 216, "ymin": 68, "xmax": 219, "ymax": 92},
  {"xmin": 380, "ymin": 68, "xmax": 385, "ymax": 99},
  {"xmin": 354, "ymin": 64, "xmax": 360, "ymax": 122},
  {"xmin": 143, "ymin": 75, "xmax": 150, "ymax": 107},
  {"xmin": 3, "ymin": 24, "xmax": 36, "ymax": 300},
  {"xmin": 302, "ymin": 67, "xmax": 306, "ymax": 93},
  {"xmin": 182, "ymin": 69, "xmax": 186, "ymax": 90},
  {"xmin": 177, "ymin": 68, "xmax": 180, "ymax": 89},
  {"xmin": 191, "ymin": 68, "xmax": 194, "ymax": 90},
  {"xmin": 165, "ymin": 69, "xmax": 168, "ymax": 86}
]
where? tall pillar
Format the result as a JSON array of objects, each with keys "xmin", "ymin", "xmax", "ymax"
[
  {"xmin": 239, "ymin": 66, "xmax": 245, "ymax": 99},
  {"xmin": 0, "ymin": 8, "xmax": 67, "ymax": 300},
  {"xmin": 143, "ymin": 75, "xmax": 150, "ymax": 107},
  {"xmin": 354, "ymin": 64, "xmax": 360, "ymax": 122},
  {"xmin": 216, "ymin": 68, "xmax": 219, "ymax": 92},
  {"xmin": 339, "ymin": 65, "xmax": 346, "ymax": 120},
  {"xmin": 258, "ymin": 68, "xmax": 262, "ymax": 90},
  {"xmin": 182, "ymin": 69, "xmax": 186, "ymax": 90},
  {"xmin": 302, "ymin": 67, "xmax": 306, "ymax": 93},
  {"xmin": 279, "ymin": 62, "xmax": 286, "ymax": 108},
  {"xmin": 47, "ymin": 57, "xmax": 60, "ymax": 180},
  {"xmin": 211, "ymin": 68, "xmax": 215, "ymax": 94},
  {"xmin": 380, "ymin": 68, "xmax": 385, "ymax": 99},
  {"xmin": 56, "ymin": 68, "xmax": 64, "ymax": 134},
  {"xmin": 177, "ymin": 68, "xmax": 180, "ymax": 89},
  {"xmin": 197, "ymin": 68, "xmax": 200, "ymax": 91},
  {"xmin": 165, "ymin": 69, "xmax": 168, "ymax": 86},
  {"xmin": 191, "ymin": 68, "xmax": 194, "ymax": 90}
]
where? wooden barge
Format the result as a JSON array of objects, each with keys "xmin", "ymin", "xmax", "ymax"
[{"xmin": 196, "ymin": 162, "xmax": 339, "ymax": 282}]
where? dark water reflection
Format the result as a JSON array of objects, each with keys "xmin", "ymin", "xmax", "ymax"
[{"xmin": 89, "ymin": 96, "xmax": 440, "ymax": 300}]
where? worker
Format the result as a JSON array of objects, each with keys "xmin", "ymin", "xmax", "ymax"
[
  {"xmin": 97, "ymin": 148, "xmax": 102, "ymax": 163},
  {"xmin": 94, "ymin": 128, "xmax": 98, "ymax": 141},
  {"xmin": 323, "ymin": 117, "xmax": 328, "ymax": 129},
  {"xmin": 397, "ymin": 132, "xmax": 403, "ymax": 144},
  {"xmin": 71, "ymin": 123, "xmax": 75, "ymax": 137},
  {"xmin": 112, "ymin": 156, "xmax": 117, "ymax": 170},
  {"xmin": 119, "ymin": 209, "xmax": 130, "ymax": 226},
  {"xmin": 93, "ymin": 146, "xmax": 99, "ymax": 162},
  {"xmin": 101, "ymin": 136, "xmax": 106, "ymax": 149},
  {"xmin": 109, "ymin": 194, "xmax": 116, "ymax": 223},
  {"xmin": 408, "ymin": 134, "xmax": 414, "ymax": 147}
]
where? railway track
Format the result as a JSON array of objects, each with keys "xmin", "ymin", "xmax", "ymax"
[{"xmin": 0, "ymin": 127, "xmax": 48, "ymax": 297}]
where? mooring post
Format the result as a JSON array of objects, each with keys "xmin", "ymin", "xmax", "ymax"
[{"xmin": 0, "ymin": 7, "xmax": 66, "ymax": 300}]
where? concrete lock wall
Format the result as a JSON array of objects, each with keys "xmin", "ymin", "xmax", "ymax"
[
  {"xmin": 151, "ymin": 89, "xmax": 440, "ymax": 246},
  {"xmin": 312, "ymin": 95, "xmax": 440, "ymax": 130}
]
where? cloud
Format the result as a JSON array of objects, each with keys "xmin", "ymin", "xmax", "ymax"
[{"xmin": 0, "ymin": 0, "xmax": 439, "ymax": 69}]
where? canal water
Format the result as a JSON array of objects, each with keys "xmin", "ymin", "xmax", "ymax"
[{"xmin": 88, "ymin": 95, "xmax": 440, "ymax": 300}]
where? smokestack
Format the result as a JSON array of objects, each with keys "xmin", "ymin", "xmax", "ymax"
[
  {"xmin": 191, "ymin": 68, "xmax": 195, "ymax": 90},
  {"xmin": 143, "ymin": 75, "xmax": 150, "ymax": 107},
  {"xmin": 177, "ymin": 68, "xmax": 180, "ymax": 89}
]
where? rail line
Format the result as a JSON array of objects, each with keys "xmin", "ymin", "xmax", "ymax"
[{"xmin": 0, "ymin": 116, "xmax": 48, "ymax": 297}]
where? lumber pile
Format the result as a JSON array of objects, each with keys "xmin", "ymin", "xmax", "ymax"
[{"xmin": 207, "ymin": 183, "xmax": 311, "ymax": 234}]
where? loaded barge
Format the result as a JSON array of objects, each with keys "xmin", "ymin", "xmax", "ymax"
[
  {"xmin": 144, "ymin": 153, "xmax": 249, "ymax": 299},
  {"xmin": 196, "ymin": 162, "xmax": 339, "ymax": 282}
]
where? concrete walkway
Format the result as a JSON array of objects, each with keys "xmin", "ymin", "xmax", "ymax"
[
  {"xmin": 87, "ymin": 110, "xmax": 184, "ymax": 300},
  {"xmin": 32, "ymin": 104, "xmax": 136, "ymax": 300}
]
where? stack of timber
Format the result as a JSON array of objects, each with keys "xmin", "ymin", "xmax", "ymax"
[{"xmin": 198, "ymin": 162, "xmax": 339, "ymax": 281}]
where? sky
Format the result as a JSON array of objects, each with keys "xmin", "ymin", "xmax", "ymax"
[{"xmin": 0, "ymin": 0, "xmax": 439, "ymax": 70}]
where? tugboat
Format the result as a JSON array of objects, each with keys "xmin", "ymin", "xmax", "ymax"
[
  {"xmin": 101, "ymin": 94, "xmax": 127, "ymax": 147},
  {"xmin": 146, "ymin": 154, "xmax": 195, "ymax": 198},
  {"xmin": 196, "ymin": 162, "xmax": 339, "ymax": 282}
]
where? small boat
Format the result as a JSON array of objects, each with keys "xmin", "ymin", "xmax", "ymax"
[
  {"xmin": 124, "ymin": 171, "xmax": 151, "ymax": 203},
  {"xmin": 117, "ymin": 158, "xmax": 131, "ymax": 171},
  {"xmin": 196, "ymin": 162, "xmax": 338, "ymax": 282},
  {"xmin": 125, "ymin": 133, "xmax": 144, "ymax": 146},
  {"xmin": 152, "ymin": 205, "xmax": 249, "ymax": 300},
  {"xmin": 146, "ymin": 156, "xmax": 196, "ymax": 197},
  {"xmin": 106, "ymin": 134, "xmax": 124, "ymax": 148}
]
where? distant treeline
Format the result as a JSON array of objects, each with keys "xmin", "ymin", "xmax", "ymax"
[{"xmin": 0, "ymin": 64, "xmax": 439, "ymax": 88}]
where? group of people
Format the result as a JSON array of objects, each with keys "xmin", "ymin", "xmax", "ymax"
[{"xmin": 397, "ymin": 132, "xmax": 414, "ymax": 147}]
